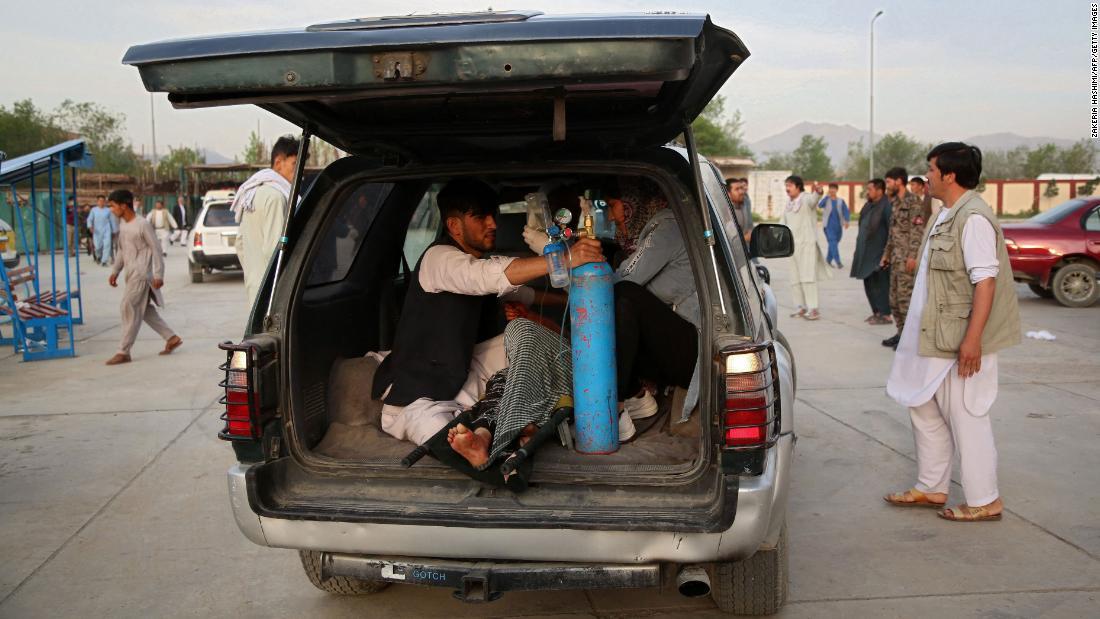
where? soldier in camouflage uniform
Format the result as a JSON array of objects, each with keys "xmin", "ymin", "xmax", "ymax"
[{"xmin": 880, "ymin": 167, "xmax": 928, "ymax": 349}]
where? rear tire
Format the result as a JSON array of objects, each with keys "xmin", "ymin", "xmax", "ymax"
[
  {"xmin": 1051, "ymin": 263, "xmax": 1099, "ymax": 308},
  {"xmin": 189, "ymin": 261, "xmax": 203, "ymax": 283},
  {"xmin": 299, "ymin": 551, "xmax": 390, "ymax": 595},
  {"xmin": 711, "ymin": 524, "xmax": 788, "ymax": 615},
  {"xmin": 1027, "ymin": 283, "xmax": 1053, "ymax": 299}
]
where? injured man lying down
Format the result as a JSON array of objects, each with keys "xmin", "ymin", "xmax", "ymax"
[{"xmin": 372, "ymin": 177, "xmax": 698, "ymax": 471}]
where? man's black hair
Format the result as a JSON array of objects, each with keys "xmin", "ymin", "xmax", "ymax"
[
  {"xmin": 107, "ymin": 189, "xmax": 133, "ymax": 207},
  {"xmin": 785, "ymin": 175, "xmax": 804, "ymax": 191},
  {"xmin": 867, "ymin": 178, "xmax": 886, "ymax": 192},
  {"xmin": 885, "ymin": 167, "xmax": 908, "ymax": 183},
  {"xmin": 725, "ymin": 178, "xmax": 738, "ymax": 189},
  {"xmin": 910, "ymin": 177, "xmax": 926, "ymax": 186},
  {"xmin": 828, "ymin": 182, "xmax": 839, "ymax": 189},
  {"xmin": 270, "ymin": 135, "xmax": 307, "ymax": 167},
  {"xmin": 927, "ymin": 142, "xmax": 982, "ymax": 189},
  {"xmin": 96, "ymin": 194, "xmax": 105, "ymax": 200},
  {"xmin": 436, "ymin": 178, "xmax": 499, "ymax": 221}
]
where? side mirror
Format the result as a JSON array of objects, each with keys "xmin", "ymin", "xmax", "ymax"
[{"xmin": 749, "ymin": 224, "xmax": 794, "ymax": 258}]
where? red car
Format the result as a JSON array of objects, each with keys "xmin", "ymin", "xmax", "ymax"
[{"xmin": 1002, "ymin": 198, "xmax": 1100, "ymax": 307}]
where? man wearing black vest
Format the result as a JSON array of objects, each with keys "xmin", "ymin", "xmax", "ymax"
[{"xmin": 372, "ymin": 179, "xmax": 604, "ymax": 445}]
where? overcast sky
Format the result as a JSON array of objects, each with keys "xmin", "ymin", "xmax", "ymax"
[{"xmin": 1, "ymin": 0, "xmax": 1090, "ymax": 160}]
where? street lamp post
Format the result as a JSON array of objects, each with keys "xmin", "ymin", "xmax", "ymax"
[{"xmin": 869, "ymin": 9, "xmax": 884, "ymax": 180}]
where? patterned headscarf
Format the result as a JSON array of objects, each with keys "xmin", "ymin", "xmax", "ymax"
[{"xmin": 615, "ymin": 176, "xmax": 667, "ymax": 254}]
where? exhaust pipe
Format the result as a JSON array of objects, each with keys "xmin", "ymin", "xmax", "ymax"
[{"xmin": 676, "ymin": 565, "xmax": 711, "ymax": 597}]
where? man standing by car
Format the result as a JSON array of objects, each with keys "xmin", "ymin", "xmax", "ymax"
[
  {"xmin": 780, "ymin": 176, "xmax": 828, "ymax": 320},
  {"xmin": 232, "ymin": 136, "xmax": 308, "ymax": 306},
  {"xmin": 372, "ymin": 178, "xmax": 604, "ymax": 446},
  {"xmin": 885, "ymin": 143, "xmax": 1020, "ymax": 522},
  {"xmin": 725, "ymin": 177, "xmax": 753, "ymax": 241},
  {"xmin": 105, "ymin": 189, "xmax": 182, "ymax": 365},
  {"xmin": 881, "ymin": 167, "xmax": 926, "ymax": 349},
  {"xmin": 851, "ymin": 179, "xmax": 892, "ymax": 325}
]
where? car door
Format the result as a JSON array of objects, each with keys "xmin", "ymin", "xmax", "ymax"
[{"xmin": 1085, "ymin": 205, "xmax": 1100, "ymax": 259}]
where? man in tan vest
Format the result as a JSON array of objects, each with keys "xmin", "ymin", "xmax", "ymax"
[{"xmin": 883, "ymin": 143, "xmax": 1021, "ymax": 522}]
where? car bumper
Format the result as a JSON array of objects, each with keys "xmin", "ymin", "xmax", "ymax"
[
  {"xmin": 226, "ymin": 433, "xmax": 793, "ymax": 564},
  {"xmin": 1009, "ymin": 255, "xmax": 1057, "ymax": 285},
  {"xmin": 191, "ymin": 251, "xmax": 240, "ymax": 269}
]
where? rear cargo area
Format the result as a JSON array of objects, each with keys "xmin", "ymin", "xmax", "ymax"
[
  {"xmin": 313, "ymin": 354, "xmax": 701, "ymax": 475},
  {"xmin": 281, "ymin": 165, "xmax": 732, "ymax": 486}
]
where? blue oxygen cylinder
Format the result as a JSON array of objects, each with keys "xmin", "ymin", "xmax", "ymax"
[{"xmin": 570, "ymin": 258, "xmax": 619, "ymax": 454}]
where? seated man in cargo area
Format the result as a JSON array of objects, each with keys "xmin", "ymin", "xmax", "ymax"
[
  {"xmin": 371, "ymin": 179, "xmax": 605, "ymax": 449},
  {"xmin": 444, "ymin": 177, "xmax": 701, "ymax": 468}
]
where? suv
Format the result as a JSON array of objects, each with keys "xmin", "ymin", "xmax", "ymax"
[
  {"xmin": 187, "ymin": 199, "xmax": 240, "ymax": 282},
  {"xmin": 125, "ymin": 12, "xmax": 797, "ymax": 615}
]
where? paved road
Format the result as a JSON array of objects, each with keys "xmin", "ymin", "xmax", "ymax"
[{"xmin": 1, "ymin": 234, "xmax": 1098, "ymax": 618}]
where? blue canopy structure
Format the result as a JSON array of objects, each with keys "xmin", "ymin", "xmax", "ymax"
[
  {"xmin": 0, "ymin": 139, "xmax": 93, "ymax": 360},
  {"xmin": 0, "ymin": 139, "xmax": 94, "ymax": 185}
]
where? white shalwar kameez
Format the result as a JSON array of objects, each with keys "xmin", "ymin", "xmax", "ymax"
[
  {"xmin": 780, "ymin": 191, "xmax": 828, "ymax": 310},
  {"xmin": 886, "ymin": 208, "xmax": 1001, "ymax": 506},
  {"xmin": 112, "ymin": 216, "xmax": 177, "ymax": 356},
  {"xmin": 146, "ymin": 208, "xmax": 177, "ymax": 255}
]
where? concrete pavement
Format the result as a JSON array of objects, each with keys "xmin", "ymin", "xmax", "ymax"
[{"xmin": 0, "ymin": 233, "xmax": 1097, "ymax": 618}]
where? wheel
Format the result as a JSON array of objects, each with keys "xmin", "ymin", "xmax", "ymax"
[
  {"xmin": 1027, "ymin": 283, "xmax": 1054, "ymax": 299},
  {"xmin": 711, "ymin": 524, "xmax": 788, "ymax": 615},
  {"xmin": 189, "ymin": 261, "xmax": 204, "ymax": 283},
  {"xmin": 298, "ymin": 551, "xmax": 390, "ymax": 595},
  {"xmin": 1051, "ymin": 263, "xmax": 1099, "ymax": 308}
]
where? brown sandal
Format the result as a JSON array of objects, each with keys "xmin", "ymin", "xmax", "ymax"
[
  {"xmin": 937, "ymin": 504, "xmax": 1002, "ymax": 522},
  {"xmin": 159, "ymin": 336, "xmax": 183, "ymax": 355},
  {"xmin": 884, "ymin": 488, "xmax": 946, "ymax": 508}
]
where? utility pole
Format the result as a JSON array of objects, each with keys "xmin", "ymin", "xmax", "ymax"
[
  {"xmin": 869, "ymin": 9, "xmax": 884, "ymax": 180},
  {"xmin": 150, "ymin": 93, "xmax": 158, "ymax": 184}
]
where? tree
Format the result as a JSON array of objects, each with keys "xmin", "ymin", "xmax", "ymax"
[
  {"xmin": 785, "ymin": 135, "xmax": 833, "ymax": 180},
  {"xmin": 156, "ymin": 146, "xmax": 205, "ymax": 180},
  {"xmin": 982, "ymin": 145, "xmax": 1029, "ymax": 179},
  {"xmin": 841, "ymin": 132, "xmax": 929, "ymax": 180},
  {"xmin": 52, "ymin": 99, "xmax": 139, "ymax": 174},
  {"xmin": 0, "ymin": 99, "xmax": 67, "ymax": 158},
  {"xmin": 1058, "ymin": 140, "xmax": 1097, "ymax": 174},
  {"xmin": 690, "ymin": 96, "xmax": 753, "ymax": 158},
  {"xmin": 240, "ymin": 131, "xmax": 266, "ymax": 165},
  {"xmin": 1022, "ymin": 143, "xmax": 1060, "ymax": 178},
  {"xmin": 760, "ymin": 151, "xmax": 791, "ymax": 170}
]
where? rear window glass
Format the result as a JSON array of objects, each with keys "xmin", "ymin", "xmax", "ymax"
[
  {"xmin": 203, "ymin": 204, "xmax": 236, "ymax": 227},
  {"xmin": 402, "ymin": 186, "xmax": 442, "ymax": 269},
  {"xmin": 307, "ymin": 182, "xmax": 392, "ymax": 285},
  {"xmin": 1030, "ymin": 199, "xmax": 1085, "ymax": 224}
]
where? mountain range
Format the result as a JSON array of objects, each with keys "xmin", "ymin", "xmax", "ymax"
[{"xmin": 747, "ymin": 122, "xmax": 1078, "ymax": 166}]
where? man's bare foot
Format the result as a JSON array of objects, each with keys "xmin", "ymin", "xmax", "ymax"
[
  {"xmin": 447, "ymin": 423, "xmax": 491, "ymax": 468},
  {"xmin": 517, "ymin": 424, "xmax": 538, "ymax": 447}
]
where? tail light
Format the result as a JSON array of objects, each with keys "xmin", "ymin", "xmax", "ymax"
[
  {"xmin": 719, "ymin": 342, "xmax": 779, "ymax": 475},
  {"xmin": 193, "ymin": 232, "xmax": 203, "ymax": 249},
  {"xmin": 218, "ymin": 341, "xmax": 274, "ymax": 442}
]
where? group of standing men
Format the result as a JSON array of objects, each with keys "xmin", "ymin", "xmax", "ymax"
[
  {"xmin": 86, "ymin": 194, "xmax": 189, "ymax": 266},
  {"xmin": 850, "ymin": 167, "xmax": 939, "ymax": 348}
]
